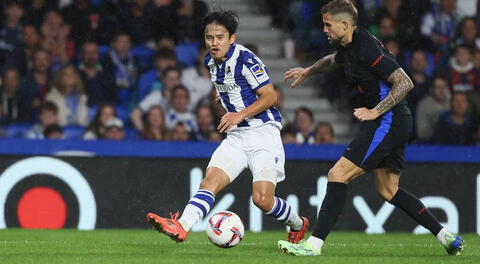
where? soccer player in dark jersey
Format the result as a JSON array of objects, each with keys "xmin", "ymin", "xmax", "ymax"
[{"xmin": 277, "ymin": 0, "xmax": 464, "ymax": 257}]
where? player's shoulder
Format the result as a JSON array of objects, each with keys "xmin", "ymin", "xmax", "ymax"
[
  {"xmin": 204, "ymin": 53, "xmax": 213, "ymax": 67},
  {"xmin": 235, "ymin": 44, "xmax": 261, "ymax": 64},
  {"xmin": 356, "ymin": 28, "xmax": 384, "ymax": 50}
]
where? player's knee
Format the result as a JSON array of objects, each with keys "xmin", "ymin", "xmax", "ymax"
[
  {"xmin": 252, "ymin": 192, "xmax": 274, "ymax": 212},
  {"xmin": 327, "ymin": 168, "xmax": 349, "ymax": 183},
  {"xmin": 376, "ymin": 185, "xmax": 398, "ymax": 201}
]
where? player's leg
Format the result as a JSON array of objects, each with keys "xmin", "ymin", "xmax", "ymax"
[
  {"xmin": 248, "ymin": 125, "xmax": 309, "ymax": 243},
  {"xmin": 251, "ymin": 178, "xmax": 308, "ymax": 243},
  {"xmin": 375, "ymin": 168, "xmax": 465, "ymax": 255},
  {"xmin": 147, "ymin": 134, "xmax": 247, "ymax": 242},
  {"xmin": 278, "ymin": 157, "xmax": 364, "ymax": 255}
]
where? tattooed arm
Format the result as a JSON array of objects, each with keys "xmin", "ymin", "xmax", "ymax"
[
  {"xmin": 284, "ymin": 53, "xmax": 340, "ymax": 88},
  {"xmin": 353, "ymin": 68, "xmax": 414, "ymax": 121}
]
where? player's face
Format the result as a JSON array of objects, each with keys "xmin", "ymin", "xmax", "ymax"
[
  {"xmin": 323, "ymin": 13, "xmax": 346, "ymax": 45},
  {"xmin": 204, "ymin": 23, "xmax": 235, "ymax": 61}
]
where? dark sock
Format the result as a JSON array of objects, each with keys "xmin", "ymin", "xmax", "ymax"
[
  {"xmin": 312, "ymin": 182, "xmax": 347, "ymax": 240},
  {"xmin": 389, "ymin": 188, "xmax": 443, "ymax": 236}
]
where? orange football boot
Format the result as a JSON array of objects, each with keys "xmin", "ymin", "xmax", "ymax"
[
  {"xmin": 287, "ymin": 217, "xmax": 309, "ymax": 243},
  {"xmin": 146, "ymin": 211, "xmax": 189, "ymax": 242}
]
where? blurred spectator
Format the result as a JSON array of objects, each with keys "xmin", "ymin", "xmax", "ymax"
[
  {"xmin": 95, "ymin": 0, "xmax": 126, "ymax": 44},
  {"xmin": 281, "ymin": 123, "xmax": 297, "ymax": 144},
  {"xmin": 0, "ymin": 68, "xmax": 31, "ymax": 124},
  {"xmin": 5, "ymin": 24, "xmax": 41, "ymax": 76},
  {"xmin": 43, "ymin": 124, "xmax": 64, "ymax": 139},
  {"xmin": 132, "ymin": 66, "xmax": 182, "ymax": 130},
  {"xmin": 169, "ymin": 121, "xmax": 189, "ymax": 141},
  {"xmin": 40, "ymin": 10, "xmax": 75, "ymax": 69},
  {"xmin": 397, "ymin": 0, "xmax": 432, "ymax": 50},
  {"xmin": 207, "ymin": 129, "xmax": 222, "ymax": 142},
  {"xmin": 165, "ymin": 85, "xmax": 196, "ymax": 131},
  {"xmin": 46, "ymin": 65, "xmax": 88, "ymax": 126},
  {"xmin": 24, "ymin": 101, "xmax": 59, "ymax": 139},
  {"xmin": 421, "ymin": 0, "xmax": 458, "ymax": 64},
  {"xmin": 83, "ymin": 103, "xmax": 117, "ymax": 140},
  {"xmin": 103, "ymin": 117, "xmax": 125, "ymax": 140},
  {"xmin": 151, "ymin": 0, "xmax": 176, "ymax": 43},
  {"xmin": 416, "ymin": 76, "xmax": 452, "ymax": 142},
  {"xmin": 140, "ymin": 66, "xmax": 181, "ymax": 111},
  {"xmin": 407, "ymin": 50, "xmax": 432, "ymax": 115},
  {"xmin": 373, "ymin": 0, "xmax": 402, "ymax": 23},
  {"xmin": 19, "ymin": 49, "xmax": 53, "ymax": 116},
  {"xmin": 314, "ymin": 122, "xmax": 334, "ymax": 145},
  {"xmin": 137, "ymin": 48, "xmax": 177, "ymax": 102},
  {"xmin": 449, "ymin": 45, "xmax": 478, "ymax": 92},
  {"xmin": 78, "ymin": 41, "xmax": 117, "ymax": 106},
  {"xmin": 431, "ymin": 92, "xmax": 477, "ymax": 145},
  {"xmin": 294, "ymin": 106, "xmax": 314, "ymax": 144},
  {"xmin": 174, "ymin": 0, "xmax": 208, "ymax": 43},
  {"xmin": 0, "ymin": 2, "xmax": 24, "ymax": 68},
  {"xmin": 140, "ymin": 105, "xmax": 167, "ymax": 140},
  {"xmin": 370, "ymin": 15, "xmax": 397, "ymax": 41},
  {"xmin": 383, "ymin": 37, "xmax": 401, "ymax": 61},
  {"xmin": 62, "ymin": 0, "xmax": 103, "ymax": 45},
  {"xmin": 181, "ymin": 48, "xmax": 211, "ymax": 109},
  {"xmin": 455, "ymin": 17, "xmax": 480, "ymax": 50},
  {"xmin": 272, "ymin": 84, "xmax": 287, "ymax": 124},
  {"xmin": 23, "ymin": 0, "xmax": 59, "ymax": 29},
  {"xmin": 190, "ymin": 104, "xmax": 214, "ymax": 141},
  {"xmin": 102, "ymin": 33, "xmax": 139, "ymax": 109},
  {"xmin": 118, "ymin": 0, "xmax": 154, "ymax": 45}
]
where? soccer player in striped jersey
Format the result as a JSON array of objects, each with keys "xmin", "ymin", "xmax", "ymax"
[{"xmin": 147, "ymin": 10, "xmax": 309, "ymax": 243}]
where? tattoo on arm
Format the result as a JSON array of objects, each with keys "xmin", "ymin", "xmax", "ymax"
[
  {"xmin": 373, "ymin": 68, "xmax": 414, "ymax": 115},
  {"xmin": 309, "ymin": 53, "xmax": 338, "ymax": 75}
]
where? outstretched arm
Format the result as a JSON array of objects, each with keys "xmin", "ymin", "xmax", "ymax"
[
  {"xmin": 284, "ymin": 53, "xmax": 339, "ymax": 88},
  {"xmin": 354, "ymin": 68, "xmax": 414, "ymax": 121}
]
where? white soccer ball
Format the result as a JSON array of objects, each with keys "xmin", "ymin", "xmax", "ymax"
[{"xmin": 206, "ymin": 211, "xmax": 245, "ymax": 248}]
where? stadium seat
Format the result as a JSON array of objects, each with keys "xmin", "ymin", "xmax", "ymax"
[
  {"xmin": 6, "ymin": 124, "xmax": 32, "ymax": 138},
  {"xmin": 175, "ymin": 42, "xmax": 200, "ymax": 67},
  {"xmin": 132, "ymin": 45, "xmax": 155, "ymax": 70},
  {"xmin": 63, "ymin": 125, "xmax": 85, "ymax": 139}
]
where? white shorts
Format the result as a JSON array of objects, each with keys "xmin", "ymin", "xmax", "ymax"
[{"xmin": 207, "ymin": 124, "xmax": 286, "ymax": 185}]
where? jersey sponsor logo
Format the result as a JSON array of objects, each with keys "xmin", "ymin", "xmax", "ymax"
[{"xmin": 214, "ymin": 83, "xmax": 241, "ymax": 92}]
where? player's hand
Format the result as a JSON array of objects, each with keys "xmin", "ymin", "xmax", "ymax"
[
  {"xmin": 217, "ymin": 112, "xmax": 246, "ymax": 133},
  {"xmin": 353, "ymin": 108, "xmax": 380, "ymax": 121},
  {"xmin": 284, "ymin": 67, "xmax": 309, "ymax": 88}
]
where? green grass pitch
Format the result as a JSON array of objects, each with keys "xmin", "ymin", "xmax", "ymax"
[{"xmin": 0, "ymin": 229, "xmax": 478, "ymax": 263}]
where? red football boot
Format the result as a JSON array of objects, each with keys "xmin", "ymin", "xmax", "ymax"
[
  {"xmin": 146, "ymin": 212, "xmax": 189, "ymax": 242},
  {"xmin": 287, "ymin": 217, "xmax": 309, "ymax": 243}
]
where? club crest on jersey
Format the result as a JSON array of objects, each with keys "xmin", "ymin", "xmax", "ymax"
[{"xmin": 226, "ymin": 66, "xmax": 232, "ymax": 77}]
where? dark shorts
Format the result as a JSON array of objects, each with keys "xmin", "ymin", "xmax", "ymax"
[{"xmin": 343, "ymin": 107, "xmax": 412, "ymax": 173}]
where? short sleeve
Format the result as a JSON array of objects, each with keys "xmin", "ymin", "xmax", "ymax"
[
  {"xmin": 240, "ymin": 51, "xmax": 271, "ymax": 90},
  {"xmin": 358, "ymin": 36, "xmax": 400, "ymax": 80}
]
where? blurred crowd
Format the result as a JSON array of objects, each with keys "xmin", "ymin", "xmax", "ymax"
[
  {"xmin": 0, "ymin": 0, "xmax": 478, "ymax": 146},
  {"xmin": 0, "ymin": 0, "xmax": 336, "ymax": 145},
  {"xmin": 266, "ymin": 0, "xmax": 480, "ymax": 145}
]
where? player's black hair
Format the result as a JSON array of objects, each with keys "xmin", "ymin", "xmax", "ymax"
[{"xmin": 202, "ymin": 10, "xmax": 239, "ymax": 37}]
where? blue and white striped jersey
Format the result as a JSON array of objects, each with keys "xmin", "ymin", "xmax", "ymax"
[{"xmin": 205, "ymin": 43, "xmax": 283, "ymax": 131}]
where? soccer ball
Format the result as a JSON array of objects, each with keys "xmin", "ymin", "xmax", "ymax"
[{"xmin": 206, "ymin": 211, "xmax": 244, "ymax": 248}]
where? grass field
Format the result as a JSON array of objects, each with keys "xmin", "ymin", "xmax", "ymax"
[{"xmin": 0, "ymin": 229, "xmax": 478, "ymax": 264}]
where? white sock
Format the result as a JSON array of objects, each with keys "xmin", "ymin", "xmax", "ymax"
[
  {"xmin": 436, "ymin": 227, "xmax": 449, "ymax": 246},
  {"xmin": 266, "ymin": 197, "xmax": 303, "ymax": 230},
  {"xmin": 178, "ymin": 190, "xmax": 215, "ymax": 231},
  {"xmin": 306, "ymin": 236, "xmax": 324, "ymax": 251}
]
